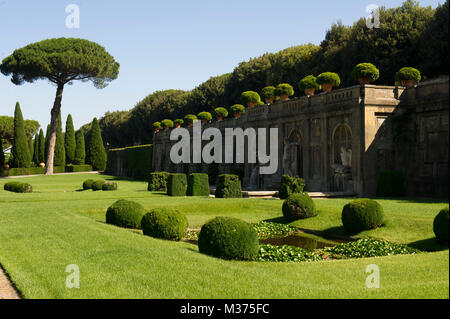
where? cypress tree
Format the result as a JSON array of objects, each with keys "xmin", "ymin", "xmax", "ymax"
[
  {"xmin": 38, "ymin": 129, "xmax": 45, "ymax": 163},
  {"xmin": 45, "ymin": 124, "xmax": 50, "ymax": 160},
  {"xmin": 74, "ymin": 130, "xmax": 86, "ymax": 165},
  {"xmin": 54, "ymin": 113, "xmax": 66, "ymax": 167},
  {"xmin": 86, "ymin": 118, "xmax": 106, "ymax": 171},
  {"xmin": 0, "ymin": 138, "xmax": 5, "ymax": 167},
  {"xmin": 65, "ymin": 114, "xmax": 76, "ymax": 164},
  {"xmin": 12, "ymin": 102, "xmax": 31, "ymax": 168},
  {"xmin": 33, "ymin": 134, "xmax": 39, "ymax": 165}
]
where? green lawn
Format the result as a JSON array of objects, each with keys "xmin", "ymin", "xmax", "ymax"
[{"xmin": 0, "ymin": 174, "xmax": 448, "ymax": 299}]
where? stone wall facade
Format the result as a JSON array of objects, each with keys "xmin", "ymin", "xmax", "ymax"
[{"xmin": 151, "ymin": 77, "xmax": 449, "ymax": 197}]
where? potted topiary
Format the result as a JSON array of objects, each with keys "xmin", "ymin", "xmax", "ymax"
[
  {"xmin": 3, "ymin": 163, "xmax": 10, "ymax": 170},
  {"xmin": 153, "ymin": 121, "xmax": 162, "ymax": 133},
  {"xmin": 298, "ymin": 75, "xmax": 321, "ymax": 97},
  {"xmin": 161, "ymin": 119, "xmax": 174, "ymax": 131},
  {"xmin": 39, "ymin": 163, "xmax": 45, "ymax": 168},
  {"xmin": 214, "ymin": 107, "xmax": 228, "ymax": 122},
  {"xmin": 395, "ymin": 67, "xmax": 421, "ymax": 88},
  {"xmin": 317, "ymin": 72, "xmax": 341, "ymax": 93},
  {"xmin": 261, "ymin": 86, "xmax": 276, "ymax": 104},
  {"xmin": 352, "ymin": 63, "xmax": 380, "ymax": 85},
  {"xmin": 240, "ymin": 91, "xmax": 262, "ymax": 108},
  {"xmin": 275, "ymin": 83, "xmax": 294, "ymax": 101},
  {"xmin": 197, "ymin": 111, "xmax": 212, "ymax": 124},
  {"xmin": 174, "ymin": 119, "xmax": 184, "ymax": 128},
  {"xmin": 184, "ymin": 114, "xmax": 198, "ymax": 127},
  {"xmin": 230, "ymin": 104, "xmax": 246, "ymax": 119}
]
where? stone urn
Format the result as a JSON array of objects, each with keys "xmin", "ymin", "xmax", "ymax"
[
  {"xmin": 174, "ymin": 123, "xmax": 181, "ymax": 128},
  {"xmin": 234, "ymin": 113, "xmax": 241, "ymax": 119},
  {"xmin": 164, "ymin": 126, "xmax": 170, "ymax": 131},
  {"xmin": 402, "ymin": 80, "xmax": 414, "ymax": 88},
  {"xmin": 265, "ymin": 98, "xmax": 274, "ymax": 104},
  {"xmin": 358, "ymin": 77, "xmax": 371, "ymax": 85},
  {"xmin": 279, "ymin": 95, "xmax": 289, "ymax": 101},
  {"xmin": 217, "ymin": 116, "xmax": 223, "ymax": 122},
  {"xmin": 322, "ymin": 83, "xmax": 333, "ymax": 93},
  {"xmin": 304, "ymin": 88, "xmax": 315, "ymax": 97},
  {"xmin": 247, "ymin": 102, "xmax": 256, "ymax": 108},
  {"xmin": 3, "ymin": 164, "xmax": 10, "ymax": 170},
  {"xmin": 39, "ymin": 163, "xmax": 45, "ymax": 168}
]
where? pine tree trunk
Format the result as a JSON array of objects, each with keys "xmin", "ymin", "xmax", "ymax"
[{"xmin": 45, "ymin": 84, "xmax": 64, "ymax": 175}]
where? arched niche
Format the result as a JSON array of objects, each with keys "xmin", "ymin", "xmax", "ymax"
[{"xmin": 282, "ymin": 128, "xmax": 304, "ymax": 177}]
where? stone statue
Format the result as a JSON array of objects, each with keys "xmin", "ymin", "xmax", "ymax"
[{"xmin": 340, "ymin": 146, "xmax": 352, "ymax": 167}]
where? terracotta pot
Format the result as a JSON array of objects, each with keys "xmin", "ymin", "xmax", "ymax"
[
  {"xmin": 358, "ymin": 77, "xmax": 371, "ymax": 85},
  {"xmin": 175, "ymin": 123, "xmax": 181, "ymax": 128},
  {"xmin": 202, "ymin": 119, "xmax": 208, "ymax": 124},
  {"xmin": 4, "ymin": 164, "xmax": 10, "ymax": 170},
  {"xmin": 234, "ymin": 113, "xmax": 241, "ymax": 119},
  {"xmin": 265, "ymin": 98, "xmax": 274, "ymax": 104},
  {"xmin": 188, "ymin": 122, "xmax": 193, "ymax": 127},
  {"xmin": 402, "ymin": 80, "xmax": 414, "ymax": 88},
  {"xmin": 39, "ymin": 163, "xmax": 45, "ymax": 168},
  {"xmin": 322, "ymin": 83, "xmax": 333, "ymax": 92},
  {"xmin": 217, "ymin": 116, "xmax": 223, "ymax": 122},
  {"xmin": 247, "ymin": 102, "xmax": 256, "ymax": 108},
  {"xmin": 279, "ymin": 95, "xmax": 289, "ymax": 101},
  {"xmin": 304, "ymin": 88, "xmax": 315, "ymax": 97},
  {"xmin": 154, "ymin": 129, "xmax": 160, "ymax": 133},
  {"xmin": 164, "ymin": 126, "xmax": 170, "ymax": 131}
]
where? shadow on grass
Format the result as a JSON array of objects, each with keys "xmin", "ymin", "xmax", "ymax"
[
  {"xmin": 408, "ymin": 238, "xmax": 449, "ymax": 252},
  {"xmin": 374, "ymin": 197, "xmax": 449, "ymax": 205}
]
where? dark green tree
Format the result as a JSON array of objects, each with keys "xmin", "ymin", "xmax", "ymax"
[
  {"xmin": 38, "ymin": 129, "xmax": 45, "ymax": 164},
  {"xmin": 44, "ymin": 125, "xmax": 50, "ymax": 160},
  {"xmin": 0, "ymin": 38, "xmax": 119, "ymax": 174},
  {"xmin": 54, "ymin": 113, "xmax": 65, "ymax": 167},
  {"xmin": 12, "ymin": 102, "xmax": 31, "ymax": 168},
  {"xmin": 0, "ymin": 138, "xmax": 5, "ymax": 167},
  {"xmin": 74, "ymin": 130, "xmax": 86, "ymax": 165},
  {"xmin": 65, "ymin": 114, "xmax": 76, "ymax": 164},
  {"xmin": 33, "ymin": 133, "xmax": 39, "ymax": 165},
  {"xmin": 86, "ymin": 118, "xmax": 106, "ymax": 171}
]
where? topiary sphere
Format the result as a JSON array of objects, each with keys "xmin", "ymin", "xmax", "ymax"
[
  {"xmin": 298, "ymin": 75, "xmax": 321, "ymax": 91},
  {"xmin": 161, "ymin": 119, "xmax": 174, "ymax": 128},
  {"xmin": 197, "ymin": 111, "xmax": 213, "ymax": 121},
  {"xmin": 92, "ymin": 180, "xmax": 105, "ymax": 191},
  {"xmin": 316, "ymin": 72, "xmax": 341, "ymax": 87},
  {"xmin": 395, "ymin": 67, "xmax": 421, "ymax": 83},
  {"xmin": 230, "ymin": 104, "xmax": 246, "ymax": 115},
  {"xmin": 214, "ymin": 107, "xmax": 228, "ymax": 118},
  {"xmin": 184, "ymin": 114, "xmax": 198, "ymax": 124},
  {"xmin": 433, "ymin": 207, "xmax": 449, "ymax": 242},
  {"xmin": 261, "ymin": 86, "xmax": 276, "ymax": 100},
  {"xmin": 351, "ymin": 63, "xmax": 380, "ymax": 83},
  {"xmin": 275, "ymin": 83, "xmax": 295, "ymax": 97},
  {"xmin": 342, "ymin": 199, "xmax": 385, "ymax": 233},
  {"xmin": 106, "ymin": 199, "xmax": 146, "ymax": 229},
  {"xmin": 282, "ymin": 193, "xmax": 316, "ymax": 221},
  {"xmin": 83, "ymin": 179, "xmax": 95, "ymax": 190},
  {"xmin": 240, "ymin": 91, "xmax": 261, "ymax": 105},
  {"xmin": 102, "ymin": 181, "xmax": 118, "ymax": 191},
  {"xmin": 198, "ymin": 217, "xmax": 259, "ymax": 260},
  {"xmin": 141, "ymin": 208, "xmax": 188, "ymax": 241},
  {"xmin": 174, "ymin": 119, "xmax": 184, "ymax": 126},
  {"xmin": 153, "ymin": 121, "xmax": 162, "ymax": 130}
]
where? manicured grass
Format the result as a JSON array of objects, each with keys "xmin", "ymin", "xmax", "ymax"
[{"xmin": 0, "ymin": 174, "xmax": 448, "ymax": 299}]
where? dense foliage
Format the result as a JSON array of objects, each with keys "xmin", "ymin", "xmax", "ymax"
[
  {"xmin": 256, "ymin": 244, "xmax": 323, "ymax": 262},
  {"xmin": 161, "ymin": 119, "xmax": 174, "ymax": 129},
  {"xmin": 141, "ymin": 208, "xmax": 188, "ymax": 241},
  {"xmin": 86, "ymin": 118, "xmax": 107, "ymax": 171},
  {"xmin": 102, "ymin": 181, "xmax": 118, "ymax": 191},
  {"xmin": 433, "ymin": 207, "xmax": 449, "ymax": 241},
  {"xmin": 395, "ymin": 67, "xmax": 422, "ymax": 83},
  {"xmin": 54, "ymin": 113, "xmax": 66, "ymax": 167},
  {"xmin": 215, "ymin": 174, "xmax": 242, "ymax": 198},
  {"xmin": 230, "ymin": 104, "xmax": 246, "ymax": 116},
  {"xmin": 316, "ymin": 72, "xmax": 341, "ymax": 87},
  {"xmin": 275, "ymin": 83, "xmax": 294, "ymax": 97},
  {"xmin": 187, "ymin": 173, "xmax": 210, "ymax": 196},
  {"xmin": 252, "ymin": 221, "xmax": 297, "ymax": 239},
  {"xmin": 213, "ymin": 107, "xmax": 228, "ymax": 119},
  {"xmin": 83, "ymin": 179, "xmax": 95, "ymax": 190},
  {"xmin": 197, "ymin": 112, "xmax": 212, "ymax": 122},
  {"xmin": 282, "ymin": 193, "xmax": 317, "ymax": 221},
  {"xmin": 278, "ymin": 175, "xmax": 306, "ymax": 199},
  {"xmin": 64, "ymin": 114, "xmax": 76, "ymax": 164},
  {"xmin": 325, "ymin": 239, "xmax": 420, "ymax": 258},
  {"xmin": 341, "ymin": 199, "xmax": 385, "ymax": 233},
  {"xmin": 260, "ymin": 86, "xmax": 276, "ymax": 101},
  {"xmin": 105, "ymin": 199, "xmax": 145, "ymax": 229},
  {"xmin": 74, "ymin": 130, "xmax": 86, "ymax": 165},
  {"xmin": 148, "ymin": 172, "xmax": 169, "ymax": 192},
  {"xmin": 240, "ymin": 91, "xmax": 262, "ymax": 105},
  {"xmin": 351, "ymin": 63, "xmax": 380, "ymax": 83},
  {"xmin": 298, "ymin": 75, "xmax": 320, "ymax": 91},
  {"xmin": 198, "ymin": 217, "xmax": 259, "ymax": 260},
  {"xmin": 106, "ymin": 145, "xmax": 152, "ymax": 180},
  {"xmin": 0, "ymin": 115, "xmax": 40, "ymax": 149},
  {"xmin": 92, "ymin": 180, "xmax": 105, "ymax": 191}
]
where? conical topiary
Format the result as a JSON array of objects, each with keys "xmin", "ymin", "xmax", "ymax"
[
  {"xmin": 12, "ymin": 102, "xmax": 31, "ymax": 168},
  {"xmin": 54, "ymin": 113, "xmax": 65, "ymax": 167},
  {"xmin": 33, "ymin": 133, "xmax": 39, "ymax": 165},
  {"xmin": 65, "ymin": 114, "xmax": 76, "ymax": 164},
  {"xmin": 38, "ymin": 129, "xmax": 45, "ymax": 163},
  {"xmin": 0, "ymin": 138, "xmax": 5, "ymax": 167},
  {"xmin": 74, "ymin": 130, "xmax": 86, "ymax": 165},
  {"xmin": 86, "ymin": 118, "xmax": 106, "ymax": 171},
  {"xmin": 45, "ymin": 124, "xmax": 50, "ymax": 160}
]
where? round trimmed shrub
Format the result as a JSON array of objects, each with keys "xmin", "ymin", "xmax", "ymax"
[
  {"xmin": 298, "ymin": 75, "xmax": 320, "ymax": 91},
  {"xmin": 230, "ymin": 104, "xmax": 246, "ymax": 116},
  {"xmin": 141, "ymin": 208, "xmax": 188, "ymax": 241},
  {"xmin": 342, "ymin": 199, "xmax": 385, "ymax": 233},
  {"xmin": 161, "ymin": 119, "xmax": 174, "ymax": 129},
  {"xmin": 317, "ymin": 72, "xmax": 341, "ymax": 87},
  {"xmin": 351, "ymin": 63, "xmax": 380, "ymax": 83},
  {"xmin": 197, "ymin": 112, "xmax": 212, "ymax": 122},
  {"xmin": 184, "ymin": 114, "xmax": 198, "ymax": 125},
  {"xmin": 4, "ymin": 181, "xmax": 32, "ymax": 193},
  {"xmin": 174, "ymin": 119, "xmax": 184, "ymax": 126},
  {"xmin": 106, "ymin": 199, "xmax": 146, "ymax": 229},
  {"xmin": 240, "ymin": 91, "xmax": 261, "ymax": 105},
  {"xmin": 198, "ymin": 217, "xmax": 259, "ymax": 260},
  {"xmin": 92, "ymin": 180, "xmax": 105, "ymax": 191},
  {"xmin": 102, "ymin": 181, "xmax": 118, "ymax": 191},
  {"xmin": 214, "ymin": 107, "xmax": 228, "ymax": 119},
  {"xmin": 433, "ymin": 207, "xmax": 449, "ymax": 242},
  {"xmin": 395, "ymin": 67, "xmax": 421, "ymax": 84},
  {"xmin": 152, "ymin": 121, "xmax": 162, "ymax": 130},
  {"xmin": 282, "ymin": 193, "xmax": 316, "ymax": 221},
  {"xmin": 83, "ymin": 179, "xmax": 95, "ymax": 190},
  {"xmin": 275, "ymin": 83, "xmax": 294, "ymax": 97},
  {"xmin": 261, "ymin": 86, "xmax": 276, "ymax": 100}
]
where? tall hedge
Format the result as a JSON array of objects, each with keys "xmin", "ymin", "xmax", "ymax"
[
  {"xmin": 167, "ymin": 173, "xmax": 188, "ymax": 197},
  {"xmin": 44, "ymin": 124, "xmax": 50, "ymax": 160},
  {"xmin": 187, "ymin": 173, "xmax": 210, "ymax": 196},
  {"xmin": 65, "ymin": 114, "xmax": 76, "ymax": 164},
  {"xmin": 12, "ymin": 102, "xmax": 31, "ymax": 168},
  {"xmin": 38, "ymin": 129, "xmax": 45, "ymax": 163},
  {"xmin": 74, "ymin": 130, "xmax": 86, "ymax": 165},
  {"xmin": 106, "ymin": 145, "xmax": 153, "ymax": 180},
  {"xmin": 86, "ymin": 118, "xmax": 107, "ymax": 171},
  {"xmin": 54, "ymin": 113, "xmax": 66, "ymax": 167}
]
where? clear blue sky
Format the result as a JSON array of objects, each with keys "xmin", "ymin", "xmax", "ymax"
[{"xmin": 0, "ymin": 0, "xmax": 442, "ymax": 130}]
